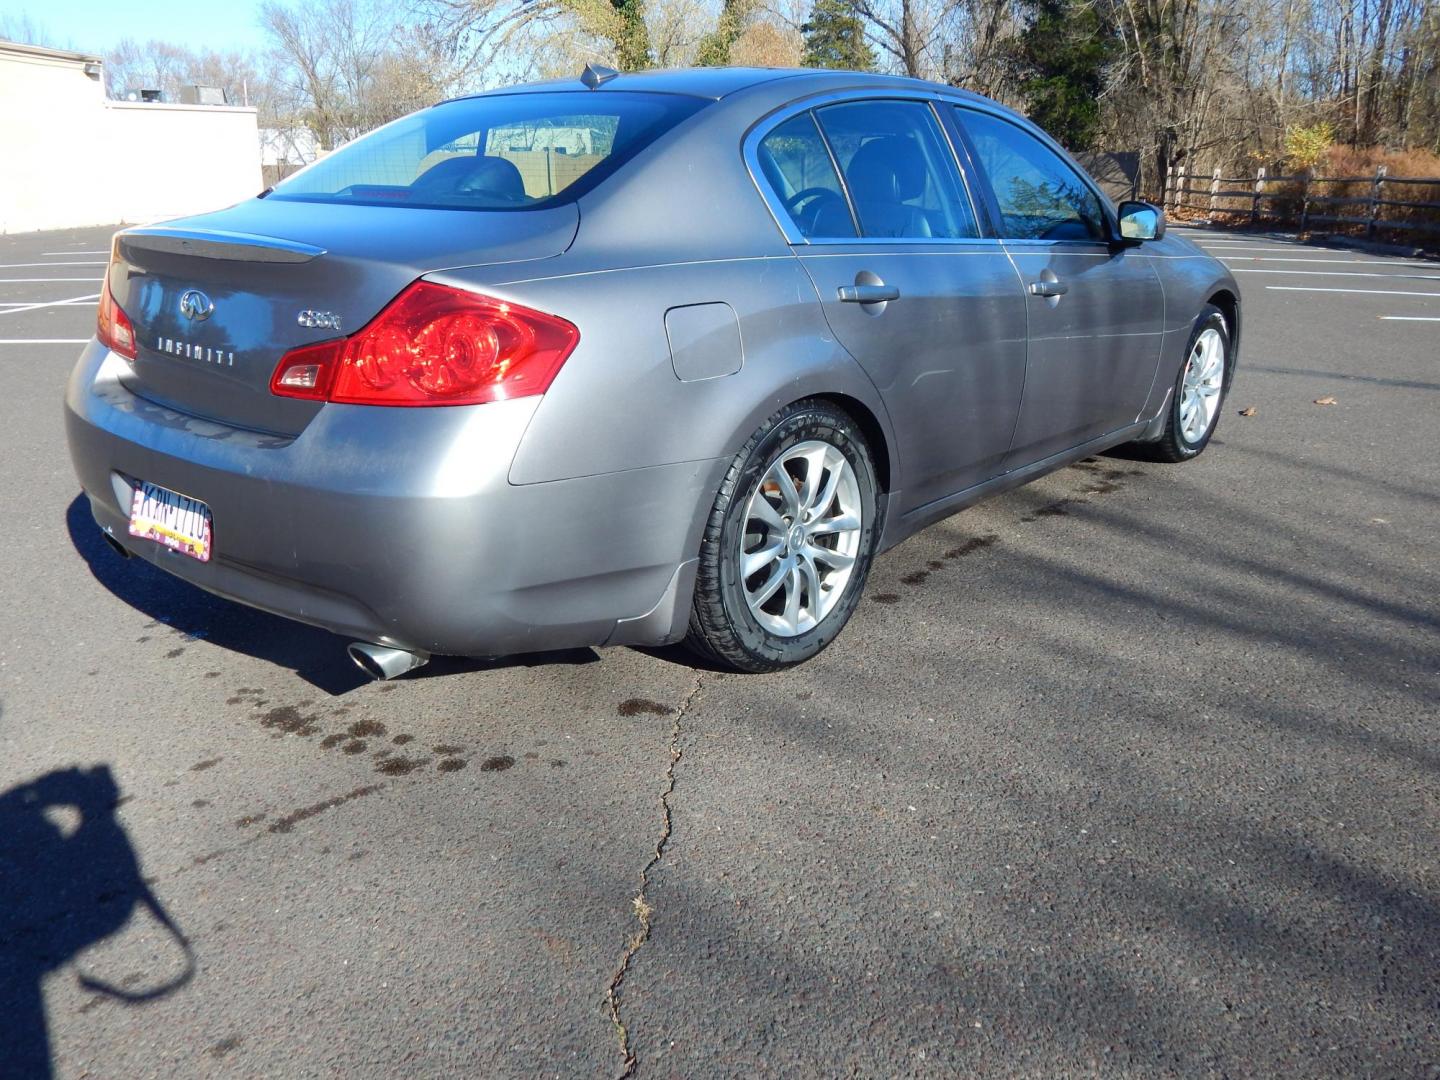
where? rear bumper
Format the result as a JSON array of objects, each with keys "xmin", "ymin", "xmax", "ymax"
[{"xmin": 65, "ymin": 341, "xmax": 715, "ymax": 656}]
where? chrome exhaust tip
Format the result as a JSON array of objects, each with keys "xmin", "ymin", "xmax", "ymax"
[
  {"xmin": 347, "ymin": 642, "xmax": 429, "ymax": 681},
  {"xmin": 101, "ymin": 531, "xmax": 132, "ymax": 559}
]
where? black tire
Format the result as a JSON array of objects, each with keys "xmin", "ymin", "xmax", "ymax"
[
  {"xmin": 684, "ymin": 400, "xmax": 880, "ymax": 673},
  {"xmin": 1128, "ymin": 304, "xmax": 1232, "ymax": 463}
]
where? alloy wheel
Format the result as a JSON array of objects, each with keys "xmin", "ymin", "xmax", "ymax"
[
  {"xmin": 1179, "ymin": 326, "xmax": 1225, "ymax": 444},
  {"xmin": 739, "ymin": 440, "xmax": 863, "ymax": 638}
]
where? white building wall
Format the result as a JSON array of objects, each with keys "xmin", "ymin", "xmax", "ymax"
[{"xmin": 0, "ymin": 43, "xmax": 262, "ymax": 233}]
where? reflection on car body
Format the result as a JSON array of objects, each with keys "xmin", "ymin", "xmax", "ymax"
[{"xmin": 65, "ymin": 66, "xmax": 1240, "ymax": 677}]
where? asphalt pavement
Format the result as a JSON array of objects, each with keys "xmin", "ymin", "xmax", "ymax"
[{"xmin": 0, "ymin": 224, "xmax": 1436, "ymax": 1078}]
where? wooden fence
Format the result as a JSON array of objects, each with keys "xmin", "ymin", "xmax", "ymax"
[{"xmin": 1164, "ymin": 165, "xmax": 1440, "ymax": 241}]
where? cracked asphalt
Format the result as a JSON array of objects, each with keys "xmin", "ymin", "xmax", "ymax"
[{"xmin": 1, "ymin": 225, "xmax": 1437, "ymax": 1078}]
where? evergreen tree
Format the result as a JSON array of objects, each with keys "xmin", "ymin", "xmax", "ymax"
[
  {"xmin": 800, "ymin": 0, "xmax": 874, "ymax": 72},
  {"xmin": 1003, "ymin": 0, "xmax": 1120, "ymax": 151}
]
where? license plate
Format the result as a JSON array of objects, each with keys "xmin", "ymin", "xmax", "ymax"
[{"xmin": 129, "ymin": 481, "xmax": 213, "ymax": 563}]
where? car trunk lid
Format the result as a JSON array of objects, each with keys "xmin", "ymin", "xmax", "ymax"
[{"xmin": 109, "ymin": 198, "xmax": 578, "ymax": 436}]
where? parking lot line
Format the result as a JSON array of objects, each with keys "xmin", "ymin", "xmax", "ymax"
[
  {"xmin": 1219, "ymin": 256, "xmax": 1437, "ymax": 267},
  {"xmin": 0, "ymin": 277, "xmax": 104, "ymax": 283},
  {"xmin": 1378, "ymin": 315, "xmax": 1440, "ymax": 321},
  {"xmin": 41, "ymin": 250, "xmax": 111, "ymax": 255},
  {"xmin": 0, "ymin": 262, "xmax": 107, "ymax": 268},
  {"xmin": 1267, "ymin": 285, "xmax": 1440, "ymax": 296},
  {"xmin": 1229, "ymin": 268, "xmax": 1440, "ymax": 280},
  {"xmin": 1197, "ymin": 245, "xmax": 1314, "ymax": 252},
  {"xmin": 0, "ymin": 339, "xmax": 90, "ymax": 344},
  {"xmin": 0, "ymin": 293, "xmax": 100, "ymax": 316}
]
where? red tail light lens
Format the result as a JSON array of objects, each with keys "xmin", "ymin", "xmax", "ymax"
[
  {"xmin": 270, "ymin": 282, "xmax": 579, "ymax": 407},
  {"xmin": 97, "ymin": 275, "xmax": 137, "ymax": 360}
]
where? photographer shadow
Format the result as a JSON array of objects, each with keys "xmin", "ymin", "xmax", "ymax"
[{"xmin": 0, "ymin": 766, "xmax": 193, "ymax": 1079}]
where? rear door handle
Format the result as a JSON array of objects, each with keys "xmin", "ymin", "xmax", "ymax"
[
  {"xmin": 838, "ymin": 284, "xmax": 901, "ymax": 303},
  {"xmin": 1028, "ymin": 279, "xmax": 1069, "ymax": 298}
]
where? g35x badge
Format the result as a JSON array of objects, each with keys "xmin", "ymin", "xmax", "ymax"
[{"xmin": 298, "ymin": 310, "xmax": 343, "ymax": 331}]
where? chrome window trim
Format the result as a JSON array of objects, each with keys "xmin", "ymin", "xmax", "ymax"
[{"xmin": 742, "ymin": 89, "xmax": 991, "ymax": 247}]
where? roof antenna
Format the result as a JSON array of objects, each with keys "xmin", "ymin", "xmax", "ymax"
[{"xmin": 581, "ymin": 63, "xmax": 620, "ymax": 90}]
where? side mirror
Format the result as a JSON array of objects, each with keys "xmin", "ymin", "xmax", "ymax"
[{"xmin": 1117, "ymin": 200, "xmax": 1165, "ymax": 242}]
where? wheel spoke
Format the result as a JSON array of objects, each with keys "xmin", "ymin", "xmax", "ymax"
[
  {"xmin": 748, "ymin": 494, "xmax": 785, "ymax": 530},
  {"xmin": 805, "ymin": 543, "xmax": 854, "ymax": 571},
  {"xmin": 798, "ymin": 555, "xmax": 823, "ymax": 622},
  {"xmin": 750, "ymin": 557, "xmax": 790, "ymax": 608},
  {"xmin": 807, "ymin": 452, "xmax": 844, "ymax": 516},
  {"xmin": 810, "ymin": 511, "xmax": 861, "ymax": 536},
  {"xmin": 742, "ymin": 542, "xmax": 784, "ymax": 579},
  {"xmin": 767, "ymin": 461, "xmax": 801, "ymax": 515},
  {"xmin": 795, "ymin": 445, "xmax": 829, "ymax": 509},
  {"xmin": 782, "ymin": 564, "xmax": 803, "ymax": 632}
]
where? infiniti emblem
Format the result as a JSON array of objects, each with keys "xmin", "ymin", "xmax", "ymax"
[{"xmin": 179, "ymin": 289, "xmax": 214, "ymax": 322}]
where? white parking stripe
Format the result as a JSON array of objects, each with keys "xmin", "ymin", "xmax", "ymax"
[
  {"xmin": 0, "ymin": 299, "xmax": 95, "ymax": 307},
  {"xmin": 0, "ymin": 293, "xmax": 100, "ymax": 316},
  {"xmin": 1230, "ymin": 268, "xmax": 1440, "ymax": 280},
  {"xmin": 0, "ymin": 277, "xmax": 104, "ymax": 283},
  {"xmin": 42, "ymin": 250, "xmax": 110, "ymax": 255},
  {"xmin": 1221, "ymin": 256, "xmax": 1436, "ymax": 267},
  {"xmin": 0, "ymin": 339, "xmax": 90, "ymax": 344},
  {"xmin": 1378, "ymin": 315, "xmax": 1440, "ymax": 321},
  {"xmin": 1267, "ymin": 285, "xmax": 1440, "ymax": 296},
  {"xmin": 0, "ymin": 262, "xmax": 107, "ymax": 268},
  {"xmin": 1198, "ymin": 244, "xmax": 1312, "ymax": 251}
]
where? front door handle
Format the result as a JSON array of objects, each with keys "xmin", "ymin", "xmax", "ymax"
[
  {"xmin": 838, "ymin": 284, "xmax": 901, "ymax": 304},
  {"xmin": 1028, "ymin": 279, "xmax": 1069, "ymax": 298}
]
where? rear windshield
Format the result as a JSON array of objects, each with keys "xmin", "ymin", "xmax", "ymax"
[{"xmin": 268, "ymin": 92, "xmax": 708, "ymax": 211}]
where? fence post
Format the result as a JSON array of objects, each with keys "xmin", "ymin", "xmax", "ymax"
[
  {"xmin": 1163, "ymin": 163, "xmax": 1174, "ymax": 210},
  {"xmin": 1299, "ymin": 170, "xmax": 1311, "ymax": 234},
  {"xmin": 1207, "ymin": 166, "xmax": 1222, "ymax": 217},
  {"xmin": 1367, "ymin": 164, "xmax": 1387, "ymax": 240},
  {"xmin": 1251, "ymin": 166, "xmax": 1266, "ymax": 228}
]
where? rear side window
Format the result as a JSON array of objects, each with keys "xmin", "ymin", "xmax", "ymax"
[
  {"xmin": 815, "ymin": 100, "xmax": 979, "ymax": 240},
  {"xmin": 757, "ymin": 113, "xmax": 857, "ymax": 239},
  {"xmin": 957, "ymin": 109, "xmax": 1108, "ymax": 241},
  {"xmin": 269, "ymin": 92, "xmax": 707, "ymax": 211}
]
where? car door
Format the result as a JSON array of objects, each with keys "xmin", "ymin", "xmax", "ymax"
[
  {"xmin": 752, "ymin": 99, "xmax": 1029, "ymax": 513},
  {"xmin": 953, "ymin": 107, "xmax": 1166, "ymax": 467}
]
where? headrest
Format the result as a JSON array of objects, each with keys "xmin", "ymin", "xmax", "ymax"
[
  {"xmin": 412, "ymin": 155, "xmax": 526, "ymax": 200},
  {"xmin": 846, "ymin": 137, "xmax": 927, "ymax": 203}
]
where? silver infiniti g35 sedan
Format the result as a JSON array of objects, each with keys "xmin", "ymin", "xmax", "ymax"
[{"xmin": 66, "ymin": 66, "xmax": 1240, "ymax": 677}]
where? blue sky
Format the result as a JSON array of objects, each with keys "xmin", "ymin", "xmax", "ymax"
[{"xmin": 9, "ymin": 0, "xmax": 270, "ymax": 56}]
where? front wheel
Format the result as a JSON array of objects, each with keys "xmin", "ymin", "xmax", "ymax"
[
  {"xmin": 1129, "ymin": 304, "xmax": 1232, "ymax": 462},
  {"xmin": 685, "ymin": 400, "xmax": 880, "ymax": 673}
]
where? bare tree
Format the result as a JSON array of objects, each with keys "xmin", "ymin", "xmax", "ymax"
[{"xmin": 262, "ymin": 0, "xmax": 456, "ymax": 149}]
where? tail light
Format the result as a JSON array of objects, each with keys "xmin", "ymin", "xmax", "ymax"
[
  {"xmin": 270, "ymin": 282, "xmax": 579, "ymax": 407},
  {"xmin": 97, "ymin": 273, "xmax": 137, "ymax": 361}
]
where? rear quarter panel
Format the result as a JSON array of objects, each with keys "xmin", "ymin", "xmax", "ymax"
[{"xmin": 428, "ymin": 256, "xmax": 894, "ymax": 487}]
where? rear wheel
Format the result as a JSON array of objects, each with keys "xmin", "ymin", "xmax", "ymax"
[
  {"xmin": 1129, "ymin": 304, "xmax": 1231, "ymax": 462},
  {"xmin": 685, "ymin": 401, "xmax": 879, "ymax": 673}
]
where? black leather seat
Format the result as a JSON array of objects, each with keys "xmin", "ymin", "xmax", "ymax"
[
  {"xmin": 842, "ymin": 137, "xmax": 932, "ymax": 239},
  {"xmin": 411, "ymin": 155, "xmax": 527, "ymax": 202}
]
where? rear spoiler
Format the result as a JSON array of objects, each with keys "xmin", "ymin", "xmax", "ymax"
[{"xmin": 118, "ymin": 227, "xmax": 326, "ymax": 264}]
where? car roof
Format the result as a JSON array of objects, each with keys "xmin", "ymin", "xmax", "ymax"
[{"xmin": 447, "ymin": 66, "xmax": 994, "ymax": 106}]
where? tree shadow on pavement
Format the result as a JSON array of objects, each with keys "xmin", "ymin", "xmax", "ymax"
[{"xmin": 0, "ymin": 766, "xmax": 194, "ymax": 1079}]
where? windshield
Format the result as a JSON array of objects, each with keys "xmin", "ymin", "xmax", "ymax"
[{"xmin": 268, "ymin": 92, "xmax": 708, "ymax": 211}]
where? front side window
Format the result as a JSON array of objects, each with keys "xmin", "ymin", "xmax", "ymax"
[
  {"xmin": 958, "ymin": 109, "xmax": 1108, "ymax": 241},
  {"xmin": 815, "ymin": 100, "xmax": 979, "ymax": 240},
  {"xmin": 269, "ymin": 92, "xmax": 707, "ymax": 211},
  {"xmin": 756, "ymin": 112, "xmax": 857, "ymax": 239}
]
